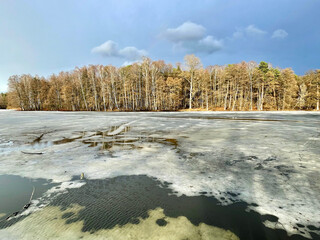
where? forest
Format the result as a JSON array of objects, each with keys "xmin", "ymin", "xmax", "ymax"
[{"xmin": 5, "ymin": 55, "xmax": 320, "ymax": 111}]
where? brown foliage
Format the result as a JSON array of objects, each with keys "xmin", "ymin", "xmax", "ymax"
[{"xmin": 6, "ymin": 57, "xmax": 320, "ymax": 111}]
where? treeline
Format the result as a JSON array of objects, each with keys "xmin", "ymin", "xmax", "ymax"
[{"xmin": 7, "ymin": 55, "xmax": 320, "ymax": 111}]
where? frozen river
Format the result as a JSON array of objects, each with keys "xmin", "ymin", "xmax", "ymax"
[{"xmin": 0, "ymin": 110, "xmax": 319, "ymax": 239}]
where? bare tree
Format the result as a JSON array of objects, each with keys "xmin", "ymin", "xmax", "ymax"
[{"xmin": 184, "ymin": 54, "xmax": 202, "ymax": 109}]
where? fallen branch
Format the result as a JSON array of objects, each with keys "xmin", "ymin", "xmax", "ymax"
[
  {"xmin": 5, "ymin": 212, "xmax": 19, "ymax": 220},
  {"xmin": 29, "ymin": 186, "xmax": 35, "ymax": 202},
  {"xmin": 23, "ymin": 186, "xmax": 35, "ymax": 210},
  {"xmin": 21, "ymin": 151, "xmax": 43, "ymax": 155},
  {"xmin": 32, "ymin": 133, "xmax": 45, "ymax": 144}
]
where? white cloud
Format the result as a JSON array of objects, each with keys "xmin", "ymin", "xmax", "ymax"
[
  {"xmin": 233, "ymin": 25, "xmax": 267, "ymax": 39},
  {"xmin": 197, "ymin": 36, "xmax": 223, "ymax": 53},
  {"xmin": 272, "ymin": 29, "xmax": 288, "ymax": 39},
  {"xmin": 232, "ymin": 30, "xmax": 244, "ymax": 39},
  {"xmin": 91, "ymin": 40, "xmax": 119, "ymax": 57},
  {"xmin": 162, "ymin": 21, "xmax": 206, "ymax": 42},
  {"xmin": 245, "ymin": 25, "xmax": 267, "ymax": 36},
  {"xmin": 162, "ymin": 21, "xmax": 222, "ymax": 54},
  {"xmin": 119, "ymin": 47, "xmax": 147, "ymax": 61},
  {"xmin": 92, "ymin": 41, "xmax": 147, "ymax": 61}
]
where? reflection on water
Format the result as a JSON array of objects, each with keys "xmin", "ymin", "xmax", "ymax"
[
  {"xmin": 0, "ymin": 175, "xmax": 56, "ymax": 222},
  {"xmin": 1, "ymin": 175, "xmax": 317, "ymax": 239}
]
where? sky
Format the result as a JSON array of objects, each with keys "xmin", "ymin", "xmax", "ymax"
[{"xmin": 0, "ymin": 0, "xmax": 319, "ymax": 92}]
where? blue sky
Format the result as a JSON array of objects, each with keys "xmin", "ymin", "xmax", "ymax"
[{"xmin": 0, "ymin": 0, "xmax": 319, "ymax": 92}]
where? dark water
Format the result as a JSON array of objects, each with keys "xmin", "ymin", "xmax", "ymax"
[
  {"xmin": 0, "ymin": 175, "xmax": 56, "ymax": 221},
  {"xmin": 1, "ymin": 174, "xmax": 319, "ymax": 239},
  {"xmin": 48, "ymin": 175, "xmax": 319, "ymax": 240}
]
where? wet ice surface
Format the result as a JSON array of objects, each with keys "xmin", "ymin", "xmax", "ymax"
[{"xmin": 0, "ymin": 110, "xmax": 320, "ymax": 239}]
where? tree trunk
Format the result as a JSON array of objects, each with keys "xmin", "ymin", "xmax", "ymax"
[
  {"xmin": 317, "ymin": 84, "xmax": 319, "ymax": 111},
  {"xmin": 189, "ymin": 74, "xmax": 193, "ymax": 109},
  {"xmin": 224, "ymin": 81, "xmax": 229, "ymax": 110},
  {"xmin": 206, "ymin": 88, "xmax": 209, "ymax": 111},
  {"xmin": 78, "ymin": 74, "xmax": 88, "ymax": 111}
]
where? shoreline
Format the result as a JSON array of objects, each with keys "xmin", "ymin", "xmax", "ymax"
[{"xmin": 1, "ymin": 108, "xmax": 319, "ymax": 112}]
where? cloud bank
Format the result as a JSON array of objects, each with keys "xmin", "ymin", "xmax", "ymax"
[
  {"xmin": 92, "ymin": 24, "xmax": 288, "ymax": 61},
  {"xmin": 92, "ymin": 41, "xmax": 147, "ymax": 61}
]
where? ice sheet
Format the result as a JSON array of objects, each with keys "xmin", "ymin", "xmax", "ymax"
[{"xmin": 0, "ymin": 110, "xmax": 319, "ymax": 237}]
